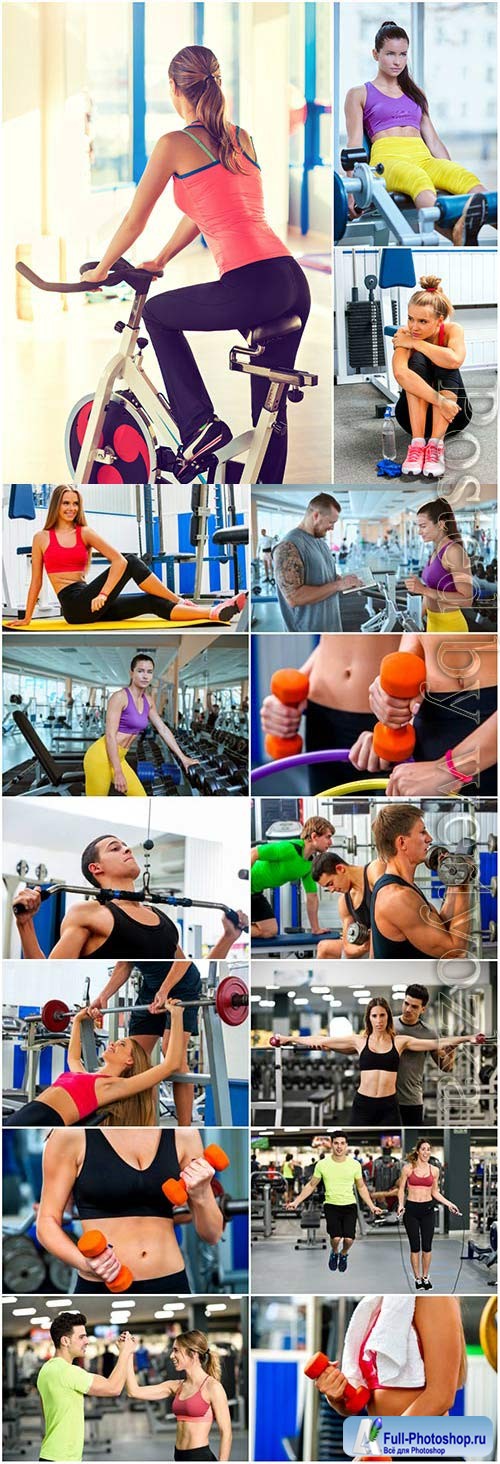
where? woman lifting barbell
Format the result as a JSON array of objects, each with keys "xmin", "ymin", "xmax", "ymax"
[
  {"xmin": 345, "ymin": 20, "xmax": 488, "ymax": 245},
  {"xmin": 36, "ymin": 1128, "xmax": 223, "ymax": 1294},
  {"xmin": 83, "ymin": 652, "xmax": 199, "ymax": 797},
  {"xmin": 12, "ymin": 832, "xmax": 248, "ymax": 961},
  {"xmin": 271, "ymin": 996, "xmax": 484, "ymax": 1126},
  {"xmin": 126, "ymin": 1330, "xmax": 232, "ymax": 1461},
  {"xmin": 397, "ymin": 1138, "xmax": 462, "ymax": 1291},
  {"xmin": 80, "ymin": 44, "xmax": 311, "ymax": 487},
  {"xmin": 6, "ymin": 484, "xmax": 244, "ymax": 630}
]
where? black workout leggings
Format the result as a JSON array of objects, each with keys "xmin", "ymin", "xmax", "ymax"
[
  {"xmin": 74, "ymin": 1267, "xmax": 190, "ymax": 1295},
  {"xmin": 142, "ymin": 255, "xmax": 311, "ymax": 484},
  {"xmin": 57, "ymin": 552, "xmax": 173, "ymax": 624},
  {"xmin": 174, "ymin": 1449, "xmax": 216, "ymax": 1461},
  {"xmin": 395, "ymin": 350, "xmax": 472, "ymax": 437},
  {"xmin": 403, "ymin": 1199, "xmax": 435, "ymax": 1251}
]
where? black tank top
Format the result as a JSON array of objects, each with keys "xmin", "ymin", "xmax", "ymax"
[
  {"xmin": 371, "ymin": 873, "xmax": 435, "ymax": 959},
  {"xmin": 87, "ymin": 903, "xmax": 179, "ymax": 959},
  {"xmin": 358, "ymin": 1037, "xmax": 400, "ymax": 1072},
  {"xmin": 345, "ymin": 865, "xmax": 372, "ymax": 927},
  {"xmin": 72, "ymin": 1130, "xmax": 180, "ymax": 1219}
]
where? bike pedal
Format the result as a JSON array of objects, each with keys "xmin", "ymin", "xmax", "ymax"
[{"xmin": 156, "ymin": 446, "xmax": 178, "ymax": 471}]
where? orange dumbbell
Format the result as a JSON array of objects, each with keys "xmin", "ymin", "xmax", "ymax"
[
  {"xmin": 372, "ymin": 651, "xmax": 425, "ymax": 763},
  {"xmin": 77, "ymin": 1229, "xmax": 133, "ymax": 1293},
  {"xmin": 265, "ymin": 668, "xmax": 310, "ymax": 760},
  {"xmin": 304, "ymin": 1351, "xmax": 370, "ymax": 1413},
  {"xmin": 162, "ymin": 1143, "xmax": 230, "ymax": 1207}
]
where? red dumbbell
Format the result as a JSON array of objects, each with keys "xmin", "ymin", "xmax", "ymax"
[
  {"xmin": 265, "ymin": 668, "xmax": 310, "ymax": 760},
  {"xmin": 372, "ymin": 652, "xmax": 425, "ymax": 764},
  {"xmin": 162, "ymin": 1143, "xmax": 230, "ymax": 1207},
  {"xmin": 77, "ymin": 1230, "xmax": 133, "ymax": 1293},
  {"xmin": 304, "ymin": 1351, "xmax": 370, "ymax": 1413}
]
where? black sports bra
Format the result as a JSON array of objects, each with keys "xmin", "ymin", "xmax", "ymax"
[
  {"xmin": 358, "ymin": 1037, "xmax": 400, "ymax": 1073},
  {"xmin": 72, "ymin": 1130, "xmax": 180, "ymax": 1219},
  {"xmin": 87, "ymin": 902, "xmax": 179, "ymax": 959}
]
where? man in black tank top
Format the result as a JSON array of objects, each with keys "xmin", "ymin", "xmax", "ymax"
[
  {"xmin": 13, "ymin": 833, "xmax": 248, "ymax": 966},
  {"xmin": 371, "ymin": 805, "xmax": 474, "ymax": 960},
  {"xmin": 311, "ymin": 849, "xmax": 386, "ymax": 959}
]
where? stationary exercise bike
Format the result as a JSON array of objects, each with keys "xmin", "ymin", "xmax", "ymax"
[{"xmin": 16, "ymin": 257, "xmax": 318, "ymax": 485}]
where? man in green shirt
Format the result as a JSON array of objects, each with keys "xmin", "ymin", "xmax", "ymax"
[
  {"xmin": 251, "ymin": 815, "xmax": 335, "ymax": 938},
  {"xmin": 37, "ymin": 1312, "xmax": 134, "ymax": 1462},
  {"xmin": 287, "ymin": 1131, "xmax": 382, "ymax": 1274}
]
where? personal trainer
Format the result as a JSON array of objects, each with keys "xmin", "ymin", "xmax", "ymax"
[
  {"xmin": 286, "ymin": 1131, "xmax": 383, "ymax": 1273},
  {"xmin": 12, "ymin": 833, "xmax": 247, "ymax": 960},
  {"xmin": 90, "ymin": 956, "xmax": 206, "ymax": 1126},
  {"xmin": 250, "ymin": 816, "xmax": 334, "ymax": 938},
  {"xmin": 395, "ymin": 983, "xmax": 456, "ymax": 1125},
  {"xmin": 371, "ymin": 804, "xmax": 474, "ymax": 959},
  {"xmin": 273, "ymin": 492, "xmax": 363, "ymax": 631},
  {"xmin": 311, "ymin": 848, "xmax": 386, "ymax": 959},
  {"xmin": 37, "ymin": 1314, "xmax": 134, "ymax": 1463}
]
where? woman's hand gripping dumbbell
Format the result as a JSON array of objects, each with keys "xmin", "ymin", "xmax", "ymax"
[
  {"xmin": 260, "ymin": 669, "xmax": 310, "ymax": 759},
  {"xmin": 162, "ymin": 1144, "xmax": 230, "ymax": 1207},
  {"xmin": 350, "ymin": 652, "xmax": 425, "ymax": 771},
  {"xmin": 304, "ymin": 1351, "xmax": 370, "ymax": 1414}
]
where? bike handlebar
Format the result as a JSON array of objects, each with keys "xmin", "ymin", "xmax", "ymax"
[{"xmin": 15, "ymin": 256, "xmax": 163, "ymax": 295}]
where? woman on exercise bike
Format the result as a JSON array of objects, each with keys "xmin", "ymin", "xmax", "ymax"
[
  {"xmin": 80, "ymin": 44, "xmax": 311, "ymax": 486},
  {"xmin": 126, "ymin": 1330, "xmax": 232, "ymax": 1461},
  {"xmin": 391, "ymin": 276, "xmax": 472, "ymax": 483},
  {"xmin": 7, "ymin": 485, "xmax": 244, "ymax": 628},
  {"xmin": 344, "ymin": 19, "xmax": 489, "ymax": 246},
  {"xmin": 84, "ymin": 652, "xmax": 198, "ymax": 796}
]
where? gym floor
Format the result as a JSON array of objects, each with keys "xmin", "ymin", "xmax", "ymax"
[
  {"xmin": 4, "ymin": 1416, "xmax": 250, "ymax": 1462},
  {"xmin": 251, "ymin": 1227, "xmax": 494, "ymax": 1296},
  {"xmin": 334, "ymin": 370, "xmax": 498, "ymax": 485},
  {"xmin": 4, "ymin": 243, "xmax": 331, "ymax": 485}
]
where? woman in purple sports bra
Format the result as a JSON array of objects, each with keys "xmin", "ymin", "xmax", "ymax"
[
  {"xmin": 126, "ymin": 1330, "xmax": 232, "ymax": 1461},
  {"xmin": 344, "ymin": 19, "xmax": 488, "ymax": 246},
  {"xmin": 404, "ymin": 498, "xmax": 473, "ymax": 633},
  {"xmin": 84, "ymin": 651, "xmax": 199, "ymax": 796}
]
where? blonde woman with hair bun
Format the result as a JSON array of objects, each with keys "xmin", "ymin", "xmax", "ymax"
[{"xmin": 391, "ymin": 275, "xmax": 472, "ymax": 483}]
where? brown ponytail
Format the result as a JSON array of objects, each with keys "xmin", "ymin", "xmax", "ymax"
[
  {"xmin": 168, "ymin": 46, "xmax": 241, "ymax": 172},
  {"xmin": 409, "ymin": 276, "xmax": 453, "ymax": 323},
  {"xmin": 174, "ymin": 1329, "xmax": 222, "ymax": 1380},
  {"xmin": 417, "ymin": 497, "xmax": 463, "ymax": 546}
]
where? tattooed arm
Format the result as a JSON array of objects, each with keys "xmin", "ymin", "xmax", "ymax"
[{"xmin": 274, "ymin": 542, "xmax": 360, "ymax": 606}]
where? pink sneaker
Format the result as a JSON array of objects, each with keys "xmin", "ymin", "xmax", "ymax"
[
  {"xmin": 423, "ymin": 440, "xmax": 445, "ymax": 479},
  {"xmin": 401, "ymin": 440, "xmax": 426, "ymax": 478}
]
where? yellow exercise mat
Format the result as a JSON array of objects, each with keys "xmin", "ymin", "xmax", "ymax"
[{"xmin": 3, "ymin": 615, "xmax": 231, "ymax": 632}]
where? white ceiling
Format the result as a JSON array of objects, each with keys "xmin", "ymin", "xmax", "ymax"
[
  {"xmin": 3, "ymin": 635, "xmax": 248, "ymax": 691},
  {"xmin": 2, "ymin": 1294, "xmax": 243, "ymax": 1337},
  {"xmin": 252, "ymin": 485, "xmax": 496, "ymax": 517}
]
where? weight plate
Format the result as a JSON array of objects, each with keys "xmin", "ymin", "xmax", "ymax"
[
  {"xmin": 215, "ymin": 975, "xmax": 249, "ymax": 1026},
  {"xmin": 47, "ymin": 1257, "xmax": 77, "ymax": 1292},
  {"xmin": 334, "ymin": 171, "xmax": 349, "ymax": 244},
  {"xmin": 3, "ymin": 1237, "xmax": 46, "ymax": 1293},
  {"xmin": 41, "ymin": 998, "xmax": 71, "ymax": 1033}
]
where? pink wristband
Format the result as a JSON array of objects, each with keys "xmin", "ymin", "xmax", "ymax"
[{"xmin": 445, "ymin": 748, "xmax": 474, "ymax": 784}]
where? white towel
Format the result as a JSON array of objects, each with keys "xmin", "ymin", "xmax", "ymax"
[{"xmin": 342, "ymin": 1296, "xmax": 426, "ymax": 1389}]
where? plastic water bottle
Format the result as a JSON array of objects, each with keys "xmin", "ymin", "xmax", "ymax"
[{"xmin": 382, "ymin": 407, "xmax": 396, "ymax": 461}]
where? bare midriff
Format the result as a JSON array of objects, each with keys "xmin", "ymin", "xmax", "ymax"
[
  {"xmin": 48, "ymin": 571, "xmax": 87, "ymax": 595},
  {"xmin": 78, "ymin": 1215, "xmax": 184, "ymax": 1282},
  {"xmin": 33, "ymin": 1086, "xmax": 81, "ymax": 1124},
  {"xmin": 372, "ymin": 126, "xmax": 421, "ymax": 139},
  {"xmin": 424, "ymin": 637, "xmax": 496, "ymax": 691},
  {"xmin": 175, "ymin": 1418, "xmax": 212, "ymax": 1452},
  {"xmin": 358, "ymin": 1072, "xmax": 397, "ymax": 1099},
  {"xmin": 306, "ymin": 636, "xmax": 495, "ymax": 711}
]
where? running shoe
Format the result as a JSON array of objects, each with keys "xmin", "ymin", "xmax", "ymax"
[
  {"xmin": 401, "ymin": 439, "xmax": 426, "ymax": 478},
  {"xmin": 174, "ymin": 418, "xmax": 233, "ymax": 482},
  {"xmin": 328, "ymin": 1249, "xmax": 339, "ymax": 1272},
  {"xmin": 452, "ymin": 193, "xmax": 488, "ymax": 247},
  {"xmin": 422, "ymin": 1277, "xmax": 433, "ymax": 1290},
  {"xmin": 338, "ymin": 1253, "xmax": 348, "ymax": 1272},
  {"xmin": 209, "ymin": 592, "xmax": 247, "ymax": 623},
  {"xmin": 422, "ymin": 440, "xmax": 445, "ymax": 479}
]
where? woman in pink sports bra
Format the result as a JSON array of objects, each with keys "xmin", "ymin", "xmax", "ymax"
[
  {"xmin": 81, "ymin": 45, "xmax": 311, "ymax": 485},
  {"xmin": 390, "ymin": 276, "xmax": 472, "ymax": 483},
  {"xmin": 7, "ymin": 484, "xmax": 244, "ymax": 630},
  {"xmin": 312, "ymin": 1295, "xmax": 467, "ymax": 1419},
  {"xmin": 344, "ymin": 20, "xmax": 488, "ymax": 246},
  {"xmin": 126, "ymin": 1330, "xmax": 232, "ymax": 1461},
  {"xmin": 83, "ymin": 651, "xmax": 199, "ymax": 796},
  {"xmin": 397, "ymin": 1138, "xmax": 461, "ymax": 1290}
]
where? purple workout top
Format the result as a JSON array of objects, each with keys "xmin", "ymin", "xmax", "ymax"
[
  {"xmin": 117, "ymin": 686, "xmax": 151, "ymax": 735},
  {"xmin": 363, "ymin": 81, "xmax": 423, "ymax": 141},
  {"xmin": 420, "ymin": 542, "xmax": 456, "ymax": 593}
]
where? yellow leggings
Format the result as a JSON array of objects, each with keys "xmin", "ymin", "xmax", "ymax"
[
  {"xmin": 84, "ymin": 738, "xmax": 147, "ymax": 796},
  {"xmin": 370, "ymin": 136, "xmax": 482, "ymax": 205},
  {"xmin": 426, "ymin": 608, "xmax": 469, "ymax": 633}
]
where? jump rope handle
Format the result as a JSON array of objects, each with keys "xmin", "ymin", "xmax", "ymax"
[
  {"xmin": 265, "ymin": 669, "xmax": 310, "ymax": 760},
  {"xmin": 372, "ymin": 652, "xmax": 425, "ymax": 764}
]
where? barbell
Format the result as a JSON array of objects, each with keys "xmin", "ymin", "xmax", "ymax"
[
  {"xmin": 40, "ymin": 975, "xmax": 249, "ymax": 1033},
  {"xmin": 12, "ymin": 880, "xmax": 248, "ymax": 932}
]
